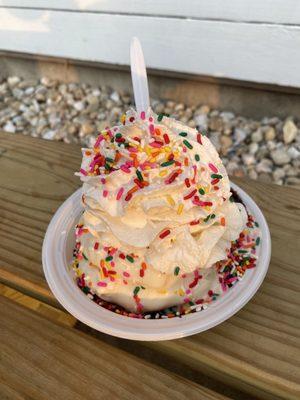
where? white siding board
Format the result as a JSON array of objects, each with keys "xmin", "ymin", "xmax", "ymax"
[
  {"xmin": 0, "ymin": 8, "xmax": 299, "ymax": 88},
  {"xmin": 0, "ymin": 0, "xmax": 299, "ymax": 25}
]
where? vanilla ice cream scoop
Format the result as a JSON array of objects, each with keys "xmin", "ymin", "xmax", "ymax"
[{"xmin": 74, "ymin": 109, "xmax": 247, "ymax": 312}]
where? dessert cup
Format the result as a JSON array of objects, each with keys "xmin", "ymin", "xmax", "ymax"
[{"xmin": 42, "ymin": 181, "xmax": 271, "ymax": 341}]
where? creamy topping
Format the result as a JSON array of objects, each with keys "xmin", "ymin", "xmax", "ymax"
[{"xmin": 74, "ymin": 109, "xmax": 247, "ymax": 312}]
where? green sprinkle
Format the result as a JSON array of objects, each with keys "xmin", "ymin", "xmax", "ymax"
[
  {"xmin": 179, "ymin": 132, "xmax": 187, "ymax": 137},
  {"xmin": 198, "ymin": 188, "xmax": 205, "ymax": 195},
  {"xmin": 210, "ymin": 214, "xmax": 216, "ymax": 219},
  {"xmin": 174, "ymin": 266, "xmax": 180, "ymax": 276},
  {"xmin": 195, "ymin": 154, "xmax": 200, "ymax": 161},
  {"xmin": 126, "ymin": 255, "xmax": 134, "ymax": 263},
  {"xmin": 82, "ymin": 253, "xmax": 88, "ymax": 261},
  {"xmin": 183, "ymin": 139, "xmax": 193, "ymax": 149},
  {"xmin": 203, "ymin": 215, "xmax": 210, "ymax": 222},
  {"xmin": 136, "ymin": 169, "xmax": 143, "ymax": 181},
  {"xmin": 211, "ymin": 174, "xmax": 223, "ymax": 179},
  {"xmin": 255, "ymin": 221, "xmax": 259, "ymax": 227},
  {"xmin": 105, "ymin": 255, "xmax": 113, "ymax": 262},
  {"xmin": 115, "ymin": 133, "xmax": 122, "ymax": 139},
  {"xmin": 238, "ymin": 250, "xmax": 248, "ymax": 254},
  {"xmin": 133, "ymin": 286, "xmax": 140, "ymax": 296},
  {"xmin": 141, "ymin": 286, "xmax": 146, "ymax": 290},
  {"xmin": 157, "ymin": 113, "xmax": 170, "ymax": 121},
  {"xmin": 105, "ymin": 157, "xmax": 114, "ymax": 163},
  {"xmin": 104, "ymin": 163, "xmax": 111, "ymax": 171},
  {"xmin": 230, "ymin": 196, "xmax": 234, "ymax": 202},
  {"xmin": 82, "ymin": 286, "xmax": 89, "ymax": 294},
  {"xmin": 161, "ymin": 160, "xmax": 175, "ymax": 167},
  {"xmin": 256, "ymin": 237, "xmax": 261, "ymax": 246}
]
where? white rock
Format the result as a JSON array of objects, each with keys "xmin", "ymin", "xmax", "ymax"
[
  {"xmin": 42, "ymin": 130, "xmax": 57, "ymax": 140},
  {"xmin": 265, "ymin": 127, "xmax": 276, "ymax": 141},
  {"xmin": 283, "ymin": 119, "xmax": 298, "ymax": 144},
  {"xmin": 242, "ymin": 153, "xmax": 255, "ymax": 166},
  {"xmin": 249, "ymin": 142, "xmax": 258, "ymax": 155},
  {"xmin": 7, "ymin": 76, "xmax": 20, "ymax": 87},
  {"xmin": 273, "ymin": 168, "xmax": 285, "ymax": 181},
  {"xmin": 271, "ymin": 148, "xmax": 291, "ymax": 165},
  {"xmin": 74, "ymin": 101, "xmax": 85, "ymax": 111},
  {"xmin": 248, "ymin": 169, "xmax": 258, "ymax": 180},
  {"xmin": 234, "ymin": 128, "xmax": 247, "ymax": 144},
  {"xmin": 110, "ymin": 91, "xmax": 120, "ymax": 103},
  {"xmin": 3, "ymin": 121, "xmax": 16, "ymax": 133},
  {"xmin": 251, "ymin": 129, "xmax": 263, "ymax": 143},
  {"xmin": 209, "ymin": 132, "xmax": 221, "ymax": 151},
  {"xmin": 194, "ymin": 114, "xmax": 207, "ymax": 129},
  {"xmin": 220, "ymin": 111, "xmax": 235, "ymax": 121},
  {"xmin": 256, "ymin": 159, "xmax": 273, "ymax": 173},
  {"xmin": 287, "ymin": 146, "xmax": 300, "ymax": 160}
]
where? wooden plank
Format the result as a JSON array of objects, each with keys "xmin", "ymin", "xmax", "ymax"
[
  {"xmin": 0, "ymin": 8, "xmax": 300, "ymax": 88},
  {"xmin": 1, "ymin": 0, "xmax": 300, "ymax": 25},
  {"xmin": 0, "ymin": 296, "xmax": 230, "ymax": 400},
  {"xmin": 0, "ymin": 131, "xmax": 299, "ymax": 399},
  {"xmin": 0, "ymin": 282, "xmax": 76, "ymax": 327}
]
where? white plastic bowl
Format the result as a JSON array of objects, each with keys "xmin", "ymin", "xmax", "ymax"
[{"xmin": 42, "ymin": 182, "xmax": 271, "ymax": 341}]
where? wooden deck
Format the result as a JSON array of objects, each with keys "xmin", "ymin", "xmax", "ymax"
[{"xmin": 0, "ymin": 131, "xmax": 299, "ymax": 400}]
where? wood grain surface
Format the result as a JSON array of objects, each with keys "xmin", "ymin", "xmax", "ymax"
[
  {"xmin": 0, "ymin": 132, "xmax": 299, "ymax": 400},
  {"xmin": 0, "ymin": 295, "xmax": 231, "ymax": 400}
]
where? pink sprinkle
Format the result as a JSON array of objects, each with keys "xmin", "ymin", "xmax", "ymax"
[
  {"xmin": 101, "ymin": 178, "xmax": 106, "ymax": 184},
  {"xmin": 128, "ymin": 147, "xmax": 138, "ymax": 153},
  {"xmin": 123, "ymin": 271, "xmax": 130, "ymax": 278},
  {"xmin": 209, "ymin": 163, "xmax": 218, "ymax": 173},
  {"xmin": 149, "ymin": 124, "xmax": 155, "ymax": 134},
  {"xmin": 185, "ymin": 289, "xmax": 192, "ymax": 295},
  {"xmin": 184, "ymin": 297, "xmax": 190, "ymax": 303},
  {"xmin": 183, "ymin": 147, "xmax": 187, "ymax": 153},
  {"xmin": 103, "ymin": 190, "xmax": 108, "ymax": 197},
  {"xmin": 116, "ymin": 187, "xmax": 124, "ymax": 200},
  {"xmin": 140, "ymin": 111, "xmax": 146, "ymax": 120},
  {"xmin": 149, "ymin": 141, "xmax": 162, "ymax": 148},
  {"xmin": 120, "ymin": 165, "xmax": 131, "ymax": 173},
  {"xmin": 149, "ymin": 116, "xmax": 153, "ymax": 122},
  {"xmin": 94, "ymin": 135, "xmax": 104, "ymax": 148},
  {"xmin": 110, "ymin": 261, "xmax": 115, "ymax": 268},
  {"xmin": 97, "ymin": 281, "xmax": 107, "ymax": 287},
  {"xmin": 80, "ymin": 168, "xmax": 87, "ymax": 176}
]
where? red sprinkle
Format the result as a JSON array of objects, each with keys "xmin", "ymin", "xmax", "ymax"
[
  {"xmin": 94, "ymin": 242, "xmax": 99, "ymax": 250},
  {"xmin": 159, "ymin": 229, "xmax": 171, "ymax": 239},
  {"xmin": 184, "ymin": 189, "xmax": 197, "ymax": 200},
  {"xmin": 190, "ymin": 219, "xmax": 200, "ymax": 226},
  {"xmin": 125, "ymin": 193, "xmax": 133, "ymax": 201},
  {"xmin": 211, "ymin": 178, "xmax": 219, "ymax": 185},
  {"xmin": 184, "ymin": 178, "xmax": 191, "ymax": 188},
  {"xmin": 119, "ymin": 253, "xmax": 126, "ymax": 260},
  {"xmin": 197, "ymin": 133, "xmax": 202, "ymax": 144},
  {"xmin": 163, "ymin": 133, "xmax": 170, "ymax": 144}
]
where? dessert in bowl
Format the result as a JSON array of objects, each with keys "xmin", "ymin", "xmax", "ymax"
[{"xmin": 71, "ymin": 109, "xmax": 262, "ymax": 319}]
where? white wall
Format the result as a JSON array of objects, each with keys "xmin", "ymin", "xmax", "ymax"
[{"xmin": 0, "ymin": 1, "xmax": 299, "ymax": 88}]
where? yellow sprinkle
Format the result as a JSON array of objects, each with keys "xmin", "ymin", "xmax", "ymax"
[
  {"xmin": 145, "ymin": 166, "xmax": 151, "ymax": 170},
  {"xmin": 166, "ymin": 195, "xmax": 175, "ymax": 206},
  {"xmin": 145, "ymin": 147, "xmax": 151, "ymax": 156},
  {"xmin": 178, "ymin": 289, "xmax": 185, "ymax": 296},
  {"xmin": 177, "ymin": 203, "xmax": 184, "ymax": 215},
  {"xmin": 150, "ymin": 157, "xmax": 157, "ymax": 163},
  {"xmin": 164, "ymin": 146, "xmax": 171, "ymax": 152},
  {"xmin": 120, "ymin": 114, "xmax": 126, "ymax": 123},
  {"xmin": 204, "ymin": 206, "xmax": 211, "ymax": 211},
  {"xmin": 158, "ymin": 289, "xmax": 167, "ymax": 294},
  {"xmin": 173, "ymin": 151, "xmax": 180, "ymax": 158},
  {"xmin": 159, "ymin": 170, "xmax": 168, "ymax": 177},
  {"xmin": 138, "ymin": 146, "xmax": 143, "ymax": 152}
]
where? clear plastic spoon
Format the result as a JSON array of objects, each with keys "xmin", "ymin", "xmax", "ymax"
[{"xmin": 130, "ymin": 37, "xmax": 150, "ymax": 114}]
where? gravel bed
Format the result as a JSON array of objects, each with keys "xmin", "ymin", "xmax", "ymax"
[{"xmin": 0, "ymin": 76, "xmax": 299, "ymax": 187}]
